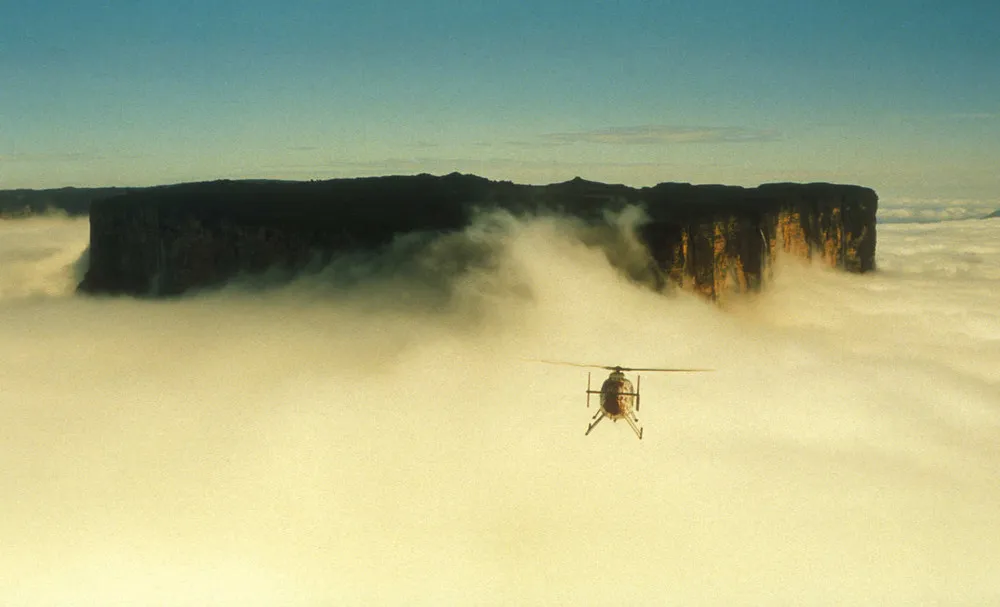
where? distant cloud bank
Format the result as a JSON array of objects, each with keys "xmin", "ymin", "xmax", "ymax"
[{"xmin": 878, "ymin": 197, "xmax": 999, "ymax": 223}]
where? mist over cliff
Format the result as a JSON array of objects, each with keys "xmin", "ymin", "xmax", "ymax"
[{"xmin": 2, "ymin": 212, "xmax": 998, "ymax": 606}]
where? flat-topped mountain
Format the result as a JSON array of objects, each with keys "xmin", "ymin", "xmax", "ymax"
[{"xmin": 75, "ymin": 173, "xmax": 878, "ymax": 300}]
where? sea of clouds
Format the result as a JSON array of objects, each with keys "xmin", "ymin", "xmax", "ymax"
[
  {"xmin": 877, "ymin": 196, "xmax": 999, "ymax": 223},
  {"xmin": 1, "ymin": 210, "xmax": 998, "ymax": 606}
]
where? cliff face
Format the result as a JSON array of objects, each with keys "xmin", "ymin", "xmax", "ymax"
[
  {"xmin": 78, "ymin": 174, "xmax": 877, "ymax": 300},
  {"xmin": 629, "ymin": 182, "xmax": 876, "ymax": 301}
]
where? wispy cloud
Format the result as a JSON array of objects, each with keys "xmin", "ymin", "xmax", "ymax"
[
  {"xmin": 258, "ymin": 156, "xmax": 676, "ymax": 176},
  {"xmin": 1, "ymin": 151, "xmax": 105, "ymax": 163},
  {"xmin": 886, "ymin": 111, "xmax": 999, "ymax": 124},
  {"xmin": 409, "ymin": 141, "xmax": 442, "ymax": 149},
  {"xmin": 944, "ymin": 112, "xmax": 997, "ymax": 120},
  {"xmin": 538, "ymin": 125, "xmax": 781, "ymax": 145}
]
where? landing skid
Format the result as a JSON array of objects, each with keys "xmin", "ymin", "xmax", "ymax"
[
  {"xmin": 585, "ymin": 413, "xmax": 642, "ymax": 439},
  {"xmin": 585, "ymin": 411, "xmax": 605, "ymax": 436},
  {"xmin": 623, "ymin": 414, "xmax": 643, "ymax": 440}
]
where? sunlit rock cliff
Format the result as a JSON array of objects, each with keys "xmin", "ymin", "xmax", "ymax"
[{"xmin": 77, "ymin": 173, "xmax": 877, "ymax": 300}]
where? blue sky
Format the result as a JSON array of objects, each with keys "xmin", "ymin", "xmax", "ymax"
[{"xmin": 1, "ymin": 1, "xmax": 998, "ymax": 202}]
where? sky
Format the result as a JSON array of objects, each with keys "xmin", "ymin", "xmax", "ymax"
[
  {"xmin": 2, "ymin": 1, "xmax": 999, "ymax": 204},
  {"xmin": 2, "ymin": 211, "xmax": 999, "ymax": 605}
]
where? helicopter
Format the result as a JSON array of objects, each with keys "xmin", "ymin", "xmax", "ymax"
[{"xmin": 532, "ymin": 360, "xmax": 713, "ymax": 439}]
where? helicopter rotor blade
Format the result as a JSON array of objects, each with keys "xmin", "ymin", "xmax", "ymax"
[
  {"xmin": 526, "ymin": 359, "xmax": 617, "ymax": 370},
  {"xmin": 618, "ymin": 367, "xmax": 715, "ymax": 372},
  {"xmin": 525, "ymin": 359, "xmax": 714, "ymax": 372}
]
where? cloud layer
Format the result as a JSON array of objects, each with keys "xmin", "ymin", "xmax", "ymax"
[
  {"xmin": 1, "ymin": 213, "xmax": 998, "ymax": 606},
  {"xmin": 878, "ymin": 196, "xmax": 1000, "ymax": 223}
]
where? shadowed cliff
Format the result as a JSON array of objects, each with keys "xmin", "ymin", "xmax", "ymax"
[{"xmin": 77, "ymin": 173, "xmax": 877, "ymax": 300}]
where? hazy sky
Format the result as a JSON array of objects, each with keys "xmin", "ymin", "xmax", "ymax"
[{"xmin": 2, "ymin": 1, "xmax": 999, "ymax": 202}]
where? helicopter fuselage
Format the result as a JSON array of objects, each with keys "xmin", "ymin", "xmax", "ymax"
[
  {"xmin": 585, "ymin": 368, "xmax": 643, "ymax": 438},
  {"xmin": 599, "ymin": 372, "xmax": 635, "ymax": 419}
]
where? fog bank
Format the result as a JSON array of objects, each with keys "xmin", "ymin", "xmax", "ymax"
[{"xmin": 2, "ymin": 213, "xmax": 998, "ymax": 606}]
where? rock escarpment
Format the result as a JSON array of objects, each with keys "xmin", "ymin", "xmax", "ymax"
[{"xmin": 77, "ymin": 173, "xmax": 877, "ymax": 300}]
